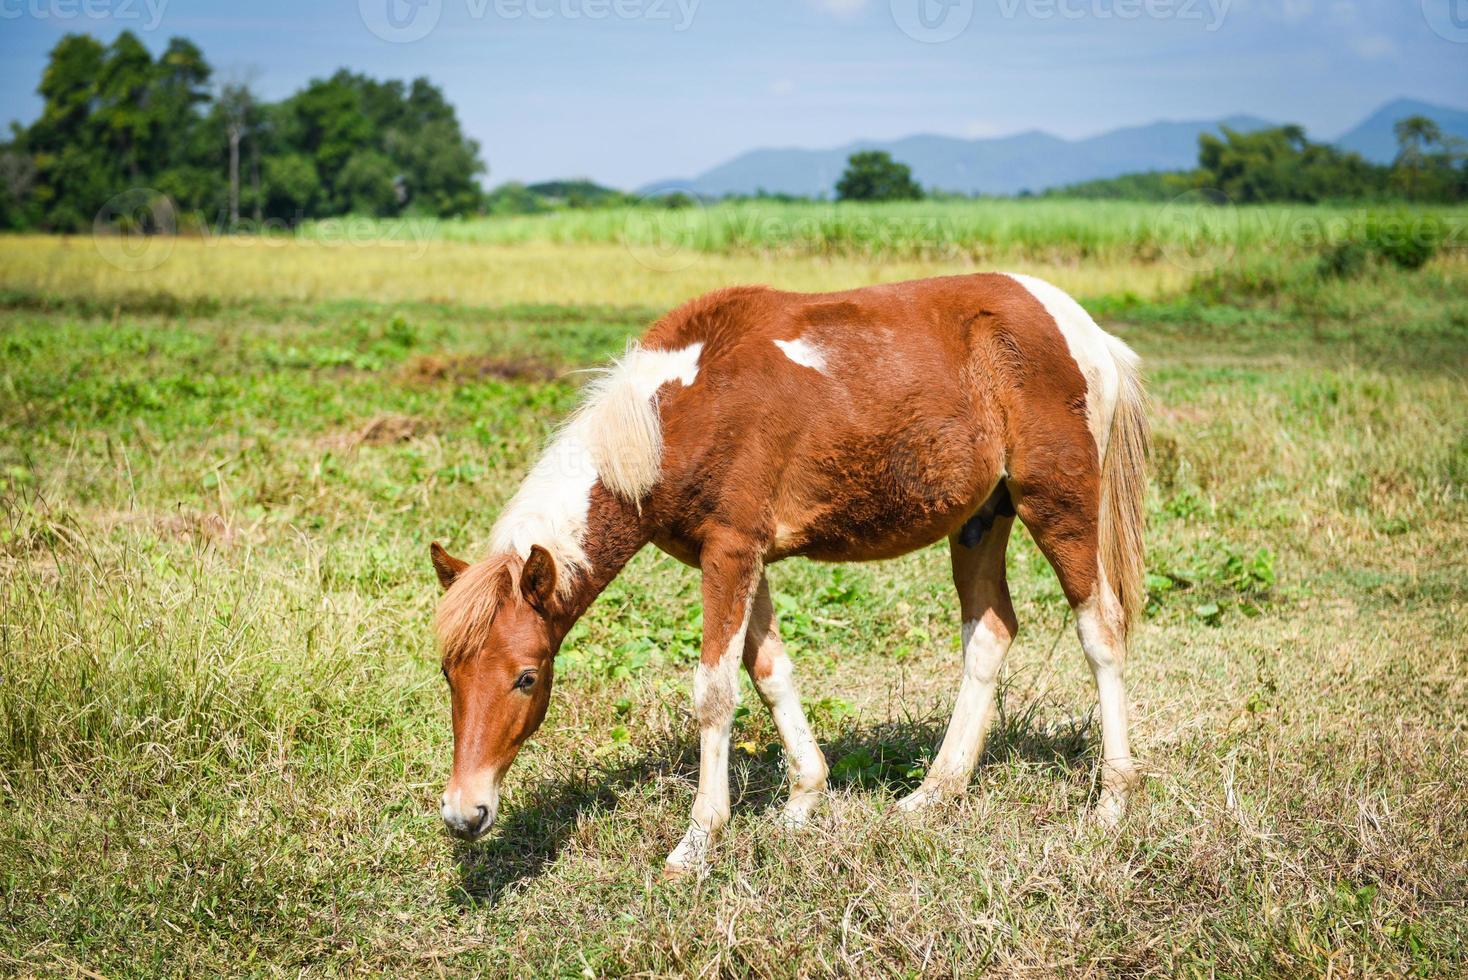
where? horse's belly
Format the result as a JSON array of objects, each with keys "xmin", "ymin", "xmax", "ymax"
[{"xmin": 771, "ymin": 415, "xmax": 1000, "ymax": 562}]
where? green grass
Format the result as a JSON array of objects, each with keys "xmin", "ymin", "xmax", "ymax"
[
  {"xmin": 1, "ymin": 254, "xmax": 1466, "ymax": 976},
  {"xmin": 308, "ymin": 198, "xmax": 1468, "ymax": 263}
]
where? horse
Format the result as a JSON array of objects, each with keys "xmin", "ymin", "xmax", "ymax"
[{"xmin": 430, "ymin": 272, "xmax": 1149, "ymax": 874}]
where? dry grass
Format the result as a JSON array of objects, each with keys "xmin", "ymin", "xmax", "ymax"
[
  {"xmin": 0, "ymin": 240, "xmax": 1465, "ymax": 976},
  {"xmin": 0, "ymin": 234, "xmax": 1199, "ymax": 309}
]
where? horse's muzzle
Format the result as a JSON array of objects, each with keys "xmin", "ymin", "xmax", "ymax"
[{"xmin": 441, "ymin": 787, "xmax": 498, "ymax": 841}]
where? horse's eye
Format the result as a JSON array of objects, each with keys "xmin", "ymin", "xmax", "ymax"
[{"xmin": 514, "ymin": 671, "xmax": 537, "ymax": 691}]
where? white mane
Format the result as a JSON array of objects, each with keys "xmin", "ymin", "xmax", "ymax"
[{"xmin": 487, "ymin": 342, "xmax": 702, "ymax": 592}]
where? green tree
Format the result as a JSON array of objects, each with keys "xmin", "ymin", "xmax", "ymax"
[
  {"xmin": 262, "ymin": 153, "xmax": 321, "ymax": 220},
  {"xmin": 1392, "ymin": 115, "xmax": 1446, "ymax": 201},
  {"xmin": 24, "ymin": 35, "xmax": 110, "ymax": 229},
  {"xmin": 1196, "ymin": 126, "xmax": 1384, "ymax": 203},
  {"xmin": 3, "ymin": 33, "xmax": 488, "ymax": 230},
  {"xmin": 835, "ymin": 151, "xmax": 924, "ymax": 202},
  {"xmin": 337, "ymin": 150, "xmax": 399, "ymax": 216},
  {"xmin": 94, "ymin": 32, "xmax": 157, "ymax": 182}
]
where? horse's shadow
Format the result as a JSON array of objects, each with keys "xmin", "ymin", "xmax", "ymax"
[{"xmin": 450, "ymin": 691, "xmax": 1096, "ymax": 905}]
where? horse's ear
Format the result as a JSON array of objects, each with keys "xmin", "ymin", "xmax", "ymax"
[
  {"xmin": 430, "ymin": 542, "xmax": 469, "ymax": 591},
  {"xmin": 521, "ymin": 544, "xmax": 557, "ymax": 612}
]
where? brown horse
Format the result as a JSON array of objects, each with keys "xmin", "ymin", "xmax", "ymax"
[{"xmin": 431, "ymin": 272, "xmax": 1148, "ymax": 873}]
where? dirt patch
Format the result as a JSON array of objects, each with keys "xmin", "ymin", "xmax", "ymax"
[
  {"xmin": 404, "ymin": 353, "xmax": 559, "ymax": 384},
  {"xmin": 320, "ymin": 414, "xmax": 427, "ymax": 451},
  {"xmin": 154, "ymin": 510, "xmax": 237, "ymax": 544},
  {"xmin": 1154, "ymin": 403, "xmax": 1211, "ymax": 425}
]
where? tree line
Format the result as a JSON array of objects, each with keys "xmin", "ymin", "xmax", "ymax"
[
  {"xmin": 0, "ymin": 32, "xmax": 486, "ymax": 232},
  {"xmin": 1045, "ymin": 120, "xmax": 1467, "ymax": 204}
]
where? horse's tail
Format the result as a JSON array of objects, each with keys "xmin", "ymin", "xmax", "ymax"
[{"xmin": 1098, "ymin": 334, "xmax": 1150, "ymax": 637}]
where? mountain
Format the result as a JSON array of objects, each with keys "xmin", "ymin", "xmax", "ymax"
[
  {"xmin": 644, "ymin": 100, "xmax": 1468, "ymax": 197},
  {"xmin": 647, "ymin": 115, "xmax": 1272, "ymax": 198},
  {"xmin": 1334, "ymin": 98, "xmax": 1468, "ymax": 164}
]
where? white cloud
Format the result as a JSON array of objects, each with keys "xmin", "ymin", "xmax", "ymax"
[
  {"xmin": 1233, "ymin": 0, "xmax": 1314, "ymax": 21},
  {"xmin": 1350, "ymin": 34, "xmax": 1398, "ymax": 60},
  {"xmin": 809, "ymin": 0, "xmax": 868, "ymax": 17},
  {"xmin": 963, "ymin": 120, "xmax": 1006, "ymax": 138},
  {"xmin": 769, "ymin": 78, "xmax": 796, "ymax": 96}
]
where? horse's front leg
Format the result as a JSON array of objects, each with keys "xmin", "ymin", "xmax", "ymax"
[{"xmin": 664, "ymin": 537, "xmax": 762, "ymax": 875}]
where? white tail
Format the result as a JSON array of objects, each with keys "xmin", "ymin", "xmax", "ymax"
[{"xmin": 1097, "ymin": 335, "xmax": 1150, "ymax": 635}]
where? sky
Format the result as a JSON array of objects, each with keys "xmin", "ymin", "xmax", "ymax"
[{"xmin": 2, "ymin": 0, "xmax": 1465, "ymax": 189}]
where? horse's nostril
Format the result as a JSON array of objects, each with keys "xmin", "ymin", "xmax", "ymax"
[{"xmin": 474, "ymin": 804, "xmax": 490, "ymax": 834}]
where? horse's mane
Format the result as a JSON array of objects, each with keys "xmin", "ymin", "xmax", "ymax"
[
  {"xmin": 435, "ymin": 553, "xmax": 521, "ymax": 666},
  {"xmin": 484, "ymin": 339, "xmax": 703, "ymax": 594}
]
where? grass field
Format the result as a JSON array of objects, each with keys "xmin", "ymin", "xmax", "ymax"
[
  {"xmin": 1, "ymin": 209, "xmax": 1466, "ymax": 976},
  {"xmin": 310, "ymin": 198, "xmax": 1468, "ymax": 264}
]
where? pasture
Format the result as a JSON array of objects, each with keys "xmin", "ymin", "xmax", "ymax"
[{"xmin": 1, "ymin": 207, "xmax": 1466, "ymax": 976}]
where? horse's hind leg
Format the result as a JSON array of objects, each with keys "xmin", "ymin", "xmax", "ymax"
[
  {"xmin": 1012, "ymin": 478, "xmax": 1140, "ymax": 826},
  {"xmin": 897, "ymin": 490, "xmax": 1018, "ymax": 812},
  {"xmin": 742, "ymin": 574, "xmax": 828, "ymax": 826}
]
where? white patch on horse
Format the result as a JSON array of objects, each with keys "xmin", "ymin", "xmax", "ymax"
[
  {"xmin": 1003, "ymin": 273, "xmax": 1128, "ymax": 455},
  {"xmin": 753, "ymin": 652, "xmax": 825, "ymax": 824},
  {"xmin": 773, "ymin": 337, "xmax": 827, "ymax": 374},
  {"xmin": 489, "ymin": 342, "xmax": 701, "ymax": 591},
  {"xmin": 667, "ymin": 583, "xmax": 755, "ymax": 872},
  {"xmin": 1074, "ymin": 582, "xmax": 1137, "ymax": 826},
  {"xmin": 897, "ymin": 615, "xmax": 1009, "ymax": 811}
]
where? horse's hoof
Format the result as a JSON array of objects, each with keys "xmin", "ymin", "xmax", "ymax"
[
  {"xmin": 1089, "ymin": 792, "xmax": 1127, "ymax": 830},
  {"xmin": 778, "ymin": 792, "xmax": 823, "ymax": 830},
  {"xmin": 895, "ymin": 784, "xmax": 945, "ymax": 814},
  {"xmin": 664, "ymin": 825, "xmax": 712, "ymax": 875}
]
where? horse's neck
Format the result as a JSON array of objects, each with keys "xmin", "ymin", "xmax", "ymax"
[{"xmin": 549, "ymin": 483, "xmax": 649, "ymax": 637}]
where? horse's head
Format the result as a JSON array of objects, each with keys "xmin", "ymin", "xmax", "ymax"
[{"xmin": 429, "ymin": 542, "xmax": 559, "ymax": 842}]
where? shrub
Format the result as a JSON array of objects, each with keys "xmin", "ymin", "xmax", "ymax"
[
  {"xmin": 1317, "ymin": 239, "xmax": 1371, "ymax": 280},
  {"xmin": 1363, "ymin": 212, "xmax": 1445, "ymax": 270}
]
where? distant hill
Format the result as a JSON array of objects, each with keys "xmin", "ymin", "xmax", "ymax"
[
  {"xmin": 641, "ymin": 99, "xmax": 1468, "ymax": 198},
  {"xmin": 1334, "ymin": 98, "xmax": 1468, "ymax": 164},
  {"xmin": 646, "ymin": 116, "xmax": 1273, "ymax": 198}
]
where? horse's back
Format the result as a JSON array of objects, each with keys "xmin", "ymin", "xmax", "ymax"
[{"xmin": 645, "ymin": 274, "xmax": 1106, "ymax": 561}]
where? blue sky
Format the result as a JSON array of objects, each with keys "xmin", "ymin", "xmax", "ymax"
[{"xmin": 2, "ymin": 0, "xmax": 1465, "ymax": 188}]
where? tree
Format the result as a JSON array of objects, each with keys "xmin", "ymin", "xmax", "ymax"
[
  {"xmin": 25, "ymin": 35, "xmax": 109, "ymax": 230},
  {"xmin": 217, "ymin": 78, "xmax": 260, "ymax": 227},
  {"xmin": 3, "ymin": 33, "xmax": 489, "ymax": 230},
  {"xmin": 152, "ymin": 38, "xmax": 212, "ymax": 166},
  {"xmin": 262, "ymin": 153, "xmax": 321, "ymax": 220},
  {"xmin": 1393, "ymin": 115, "xmax": 1443, "ymax": 201},
  {"xmin": 1195, "ymin": 126, "xmax": 1383, "ymax": 203},
  {"xmin": 835, "ymin": 151, "xmax": 924, "ymax": 202},
  {"xmin": 94, "ymin": 32, "xmax": 156, "ymax": 182},
  {"xmin": 1395, "ymin": 115, "xmax": 1443, "ymax": 162},
  {"xmin": 337, "ymin": 150, "xmax": 398, "ymax": 216}
]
